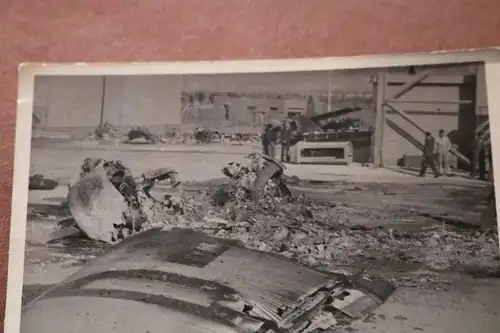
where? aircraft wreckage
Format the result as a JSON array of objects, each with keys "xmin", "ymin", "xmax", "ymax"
[
  {"xmin": 24, "ymin": 154, "xmax": 396, "ymax": 333},
  {"xmin": 65, "ymin": 153, "xmax": 292, "ymax": 243},
  {"xmin": 22, "ymin": 227, "xmax": 395, "ymax": 333}
]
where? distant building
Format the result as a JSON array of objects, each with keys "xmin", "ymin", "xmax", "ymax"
[{"xmin": 284, "ymin": 99, "xmax": 307, "ymax": 117}]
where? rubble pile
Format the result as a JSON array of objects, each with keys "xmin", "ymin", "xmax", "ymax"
[
  {"xmin": 192, "ymin": 127, "xmax": 260, "ymax": 144},
  {"xmin": 65, "ymin": 155, "xmax": 500, "ymax": 283},
  {"xmin": 164, "ymin": 191, "xmax": 499, "ymax": 276},
  {"xmin": 220, "ymin": 133, "xmax": 261, "ymax": 144},
  {"xmin": 126, "ymin": 125, "xmax": 164, "ymax": 144},
  {"xmin": 162, "ymin": 131, "xmax": 184, "ymax": 144},
  {"xmin": 90, "ymin": 121, "xmax": 118, "ymax": 140}
]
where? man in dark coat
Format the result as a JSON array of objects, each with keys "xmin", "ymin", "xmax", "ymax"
[
  {"xmin": 470, "ymin": 131, "xmax": 490, "ymax": 180},
  {"xmin": 261, "ymin": 132, "xmax": 268, "ymax": 155},
  {"xmin": 264, "ymin": 124, "xmax": 278, "ymax": 158},
  {"xmin": 477, "ymin": 132, "xmax": 487, "ymax": 181},
  {"xmin": 487, "ymin": 143, "xmax": 493, "ymax": 181},
  {"xmin": 280, "ymin": 120, "xmax": 293, "ymax": 162},
  {"xmin": 419, "ymin": 132, "xmax": 440, "ymax": 178},
  {"xmin": 261, "ymin": 124, "xmax": 271, "ymax": 155}
]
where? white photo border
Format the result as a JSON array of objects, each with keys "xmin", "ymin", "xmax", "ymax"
[{"xmin": 6, "ymin": 48, "xmax": 500, "ymax": 332}]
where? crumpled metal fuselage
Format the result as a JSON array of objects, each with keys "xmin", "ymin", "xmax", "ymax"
[
  {"xmin": 21, "ymin": 228, "xmax": 395, "ymax": 333},
  {"xmin": 67, "ymin": 159, "xmax": 181, "ymax": 243},
  {"xmin": 221, "ymin": 153, "xmax": 291, "ymax": 200}
]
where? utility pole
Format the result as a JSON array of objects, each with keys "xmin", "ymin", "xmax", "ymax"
[
  {"xmin": 327, "ymin": 72, "xmax": 332, "ymax": 113},
  {"xmin": 99, "ymin": 76, "xmax": 107, "ymax": 125}
]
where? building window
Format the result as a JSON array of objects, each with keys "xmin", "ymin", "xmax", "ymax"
[
  {"xmin": 252, "ymin": 112, "xmax": 265, "ymax": 125},
  {"xmin": 270, "ymin": 107, "xmax": 279, "ymax": 111},
  {"xmin": 247, "ymin": 106, "xmax": 257, "ymax": 111},
  {"xmin": 287, "ymin": 112, "xmax": 301, "ymax": 118}
]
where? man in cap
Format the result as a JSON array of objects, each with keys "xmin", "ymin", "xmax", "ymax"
[
  {"xmin": 419, "ymin": 132, "xmax": 440, "ymax": 178},
  {"xmin": 263, "ymin": 123, "xmax": 278, "ymax": 158}
]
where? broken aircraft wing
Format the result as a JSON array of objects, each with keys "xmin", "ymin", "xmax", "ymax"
[{"xmin": 22, "ymin": 228, "xmax": 395, "ymax": 333}]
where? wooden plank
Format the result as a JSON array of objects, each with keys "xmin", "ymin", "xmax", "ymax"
[
  {"xmin": 476, "ymin": 119, "xmax": 490, "ymax": 134},
  {"xmin": 478, "ymin": 121, "xmax": 491, "ymax": 146},
  {"xmin": 373, "ymin": 73, "xmax": 386, "ymax": 166},
  {"xmin": 385, "ymin": 102, "xmax": 470, "ymax": 165},
  {"xmin": 386, "ymin": 109, "xmax": 458, "ymax": 116},
  {"xmin": 385, "ymin": 118, "xmax": 424, "ymax": 151},
  {"xmin": 386, "ymin": 100, "xmax": 473, "ymax": 105},
  {"xmin": 389, "ymin": 71, "xmax": 432, "ymax": 100},
  {"xmin": 387, "ymin": 65, "xmax": 477, "ymax": 77},
  {"xmin": 449, "ymin": 147, "xmax": 470, "ymax": 166},
  {"xmin": 385, "ymin": 103, "xmax": 426, "ymax": 134}
]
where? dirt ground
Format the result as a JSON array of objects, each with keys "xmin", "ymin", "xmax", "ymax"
[{"xmin": 23, "ymin": 140, "xmax": 500, "ymax": 332}]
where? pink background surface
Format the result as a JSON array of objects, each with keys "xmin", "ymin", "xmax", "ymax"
[{"xmin": 2, "ymin": 0, "xmax": 500, "ymax": 328}]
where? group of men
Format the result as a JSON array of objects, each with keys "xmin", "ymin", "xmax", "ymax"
[
  {"xmin": 420, "ymin": 129, "xmax": 491, "ymax": 180},
  {"xmin": 260, "ymin": 122, "xmax": 491, "ymax": 179},
  {"xmin": 261, "ymin": 120, "xmax": 294, "ymax": 162}
]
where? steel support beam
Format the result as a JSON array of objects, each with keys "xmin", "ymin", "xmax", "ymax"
[
  {"xmin": 372, "ymin": 72, "xmax": 386, "ymax": 166},
  {"xmin": 389, "ymin": 71, "xmax": 431, "ymax": 100},
  {"xmin": 476, "ymin": 119, "xmax": 490, "ymax": 134},
  {"xmin": 386, "ymin": 100, "xmax": 474, "ymax": 105},
  {"xmin": 475, "ymin": 119, "xmax": 491, "ymax": 146},
  {"xmin": 385, "ymin": 103, "xmax": 425, "ymax": 134}
]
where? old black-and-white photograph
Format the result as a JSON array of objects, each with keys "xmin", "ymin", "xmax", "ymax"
[{"xmin": 20, "ymin": 62, "xmax": 499, "ymax": 332}]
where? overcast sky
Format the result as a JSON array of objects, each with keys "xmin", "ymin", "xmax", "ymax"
[
  {"xmin": 180, "ymin": 70, "xmax": 375, "ymax": 94},
  {"xmin": 179, "ymin": 64, "xmax": 478, "ymax": 94}
]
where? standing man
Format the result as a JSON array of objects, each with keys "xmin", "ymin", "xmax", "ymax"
[
  {"xmin": 262, "ymin": 123, "xmax": 277, "ymax": 158},
  {"xmin": 435, "ymin": 129, "xmax": 452, "ymax": 176},
  {"xmin": 470, "ymin": 131, "xmax": 487, "ymax": 180},
  {"xmin": 261, "ymin": 126, "xmax": 269, "ymax": 156},
  {"xmin": 419, "ymin": 132, "xmax": 440, "ymax": 178},
  {"xmin": 266, "ymin": 123, "xmax": 278, "ymax": 159},
  {"xmin": 487, "ymin": 142, "xmax": 493, "ymax": 181},
  {"xmin": 478, "ymin": 134, "xmax": 488, "ymax": 181},
  {"xmin": 470, "ymin": 131, "xmax": 481, "ymax": 179},
  {"xmin": 280, "ymin": 120, "xmax": 293, "ymax": 162}
]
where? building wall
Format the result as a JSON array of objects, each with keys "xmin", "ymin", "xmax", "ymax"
[
  {"xmin": 284, "ymin": 98, "xmax": 307, "ymax": 116},
  {"xmin": 180, "ymin": 71, "xmax": 373, "ymax": 94},
  {"xmin": 384, "ymin": 112, "xmax": 459, "ymax": 165},
  {"xmin": 188, "ymin": 95, "xmax": 297, "ymax": 131},
  {"xmin": 381, "ymin": 74, "xmax": 478, "ymax": 166},
  {"xmin": 33, "ymin": 75, "xmax": 182, "ymax": 133}
]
